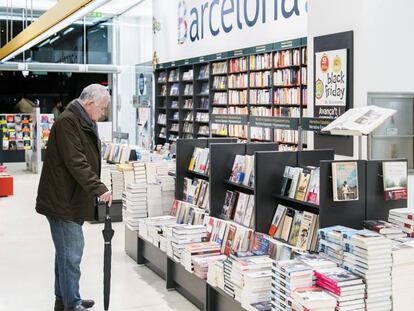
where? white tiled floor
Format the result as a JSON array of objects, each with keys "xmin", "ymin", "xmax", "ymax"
[{"xmin": 0, "ymin": 163, "xmax": 198, "ymax": 311}]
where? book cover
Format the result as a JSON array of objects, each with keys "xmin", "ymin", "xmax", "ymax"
[
  {"xmin": 268, "ymin": 204, "xmax": 287, "ymax": 237},
  {"xmin": 382, "ymin": 161, "xmax": 407, "ymax": 201},
  {"xmin": 288, "ymin": 210, "xmax": 303, "ymax": 246},
  {"xmin": 294, "ymin": 168, "xmax": 312, "ymax": 201},
  {"xmin": 280, "ymin": 166, "xmax": 292, "ymax": 196},
  {"xmin": 242, "ymin": 195, "xmax": 255, "ymax": 228},
  {"xmin": 280, "ymin": 208, "xmax": 295, "ymax": 241},
  {"xmin": 288, "ymin": 167, "xmax": 303, "ymax": 198},
  {"xmin": 234, "ymin": 193, "xmax": 248, "ymax": 224},
  {"xmin": 220, "ymin": 190, "xmax": 234, "ymax": 219},
  {"xmin": 332, "ymin": 162, "xmax": 359, "ymax": 201},
  {"xmin": 363, "ymin": 220, "xmax": 402, "ymax": 234},
  {"xmin": 223, "ymin": 224, "xmax": 237, "ymax": 256},
  {"xmin": 306, "ymin": 167, "xmax": 320, "ymax": 205},
  {"xmin": 296, "ymin": 212, "xmax": 316, "ymax": 251},
  {"xmin": 230, "ymin": 155, "xmax": 245, "ymax": 183}
]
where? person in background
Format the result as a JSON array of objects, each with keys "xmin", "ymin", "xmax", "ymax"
[
  {"xmin": 36, "ymin": 84, "xmax": 112, "ymax": 311},
  {"xmin": 52, "ymin": 101, "xmax": 63, "ymax": 119},
  {"xmin": 15, "ymin": 97, "xmax": 34, "ymax": 113}
]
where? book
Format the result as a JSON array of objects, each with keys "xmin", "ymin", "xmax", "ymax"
[
  {"xmin": 288, "ymin": 211, "xmax": 303, "ymax": 246},
  {"xmin": 363, "ymin": 220, "xmax": 403, "ymax": 235},
  {"xmin": 296, "ymin": 212, "xmax": 317, "ymax": 251},
  {"xmin": 280, "ymin": 166, "xmax": 292, "ymax": 196},
  {"xmin": 294, "ymin": 167, "xmax": 313, "ymax": 201},
  {"xmin": 288, "ymin": 167, "xmax": 303, "ymax": 198},
  {"xmin": 280, "ymin": 208, "xmax": 295, "ymax": 241},
  {"xmin": 230, "ymin": 155, "xmax": 245, "ymax": 183},
  {"xmin": 321, "ymin": 105, "xmax": 396, "ymax": 136},
  {"xmin": 268, "ymin": 204, "xmax": 287, "ymax": 237},
  {"xmin": 306, "ymin": 167, "xmax": 320, "ymax": 205},
  {"xmin": 332, "ymin": 162, "xmax": 359, "ymax": 201},
  {"xmin": 382, "ymin": 161, "xmax": 407, "ymax": 201},
  {"xmin": 220, "ymin": 190, "xmax": 234, "ymax": 219},
  {"xmin": 291, "ymin": 287, "xmax": 337, "ymax": 310}
]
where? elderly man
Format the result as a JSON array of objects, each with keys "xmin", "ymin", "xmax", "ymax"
[{"xmin": 36, "ymin": 84, "xmax": 112, "ymax": 311}]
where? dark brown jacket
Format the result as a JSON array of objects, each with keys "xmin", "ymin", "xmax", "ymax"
[{"xmin": 36, "ymin": 103, "xmax": 108, "ymax": 221}]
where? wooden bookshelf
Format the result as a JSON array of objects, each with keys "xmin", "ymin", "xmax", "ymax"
[{"xmin": 153, "ymin": 38, "xmax": 307, "ymax": 147}]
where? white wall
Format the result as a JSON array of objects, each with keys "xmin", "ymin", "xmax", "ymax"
[
  {"xmin": 308, "ymin": 0, "xmax": 414, "ymax": 159},
  {"xmin": 113, "ymin": 14, "xmax": 152, "ymax": 144}
]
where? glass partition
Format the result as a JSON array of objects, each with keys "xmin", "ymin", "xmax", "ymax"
[{"xmin": 368, "ymin": 93, "xmax": 414, "ymax": 171}]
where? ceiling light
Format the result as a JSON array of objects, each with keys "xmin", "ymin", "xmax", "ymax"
[
  {"xmin": 49, "ymin": 36, "xmax": 60, "ymax": 44},
  {"xmin": 63, "ymin": 27, "xmax": 75, "ymax": 36}
]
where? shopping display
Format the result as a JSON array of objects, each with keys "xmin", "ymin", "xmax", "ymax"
[{"xmin": 123, "ymin": 138, "xmax": 411, "ymax": 311}]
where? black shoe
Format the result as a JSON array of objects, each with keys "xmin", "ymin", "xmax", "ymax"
[{"xmin": 55, "ymin": 299, "xmax": 95, "ymax": 311}]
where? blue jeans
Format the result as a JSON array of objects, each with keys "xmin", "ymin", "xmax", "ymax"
[{"xmin": 47, "ymin": 217, "xmax": 85, "ymax": 308}]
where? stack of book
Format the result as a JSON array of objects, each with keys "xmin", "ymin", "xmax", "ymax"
[
  {"xmin": 122, "ymin": 183, "xmax": 147, "ymax": 230},
  {"xmin": 101, "ymin": 163, "xmax": 112, "ymax": 194},
  {"xmin": 318, "ymin": 225, "xmax": 356, "ymax": 265},
  {"xmin": 268, "ymin": 204, "xmax": 319, "ymax": 251},
  {"xmin": 132, "ymin": 162, "xmax": 147, "ymax": 184},
  {"xmin": 388, "ymin": 208, "xmax": 414, "ymax": 237},
  {"xmin": 171, "ymin": 225, "xmax": 208, "ymax": 262},
  {"xmin": 296, "ymin": 253, "xmax": 338, "ymax": 277},
  {"xmin": 159, "ymin": 175, "xmax": 175, "ymax": 215},
  {"xmin": 207, "ymin": 259, "xmax": 226, "ymax": 289},
  {"xmin": 147, "ymin": 184, "xmax": 163, "ymax": 217},
  {"xmin": 229, "ymin": 154, "xmax": 255, "ymax": 187},
  {"xmin": 180, "ymin": 241, "xmax": 222, "ymax": 272},
  {"xmin": 314, "ymin": 267, "xmax": 365, "ymax": 311},
  {"xmin": 290, "ymin": 287, "xmax": 337, "ymax": 311},
  {"xmin": 391, "ymin": 238, "xmax": 414, "ymax": 310},
  {"xmin": 111, "ymin": 169, "xmax": 124, "ymax": 200},
  {"xmin": 363, "ymin": 220, "xmax": 406, "ymax": 239},
  {"xmin": 220, "ymin": 190, "xmax": 255, "ymax": 228},
  {"xmin": 229, "ymin": 254, "xmax": 273, "ymax": 307},
  {"xmin": 138, "ymin": 215, "xmax": 177, "ymax": 245},
  {"xmin": 118, "ymin": 164, "xmax": 134, "ymax": 189},
  {"xmin": 342, "ymin": 230, "xmax": 392, "ymax": 311},
  {"xmin": 192, "ymin": 254, "xmax": 227, "ymax": 279},
  {"xmin": 270, "ymin": 259, "xmax": 313, "ymax": 310},
  {"xmin": 280, "ymin": 166, "xmax": 320, "ymax": 204}
]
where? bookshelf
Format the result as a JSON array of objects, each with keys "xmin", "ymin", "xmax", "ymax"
[
  {"xmin": 133, "ymin": 139, "xmax": 408, "ymax": 311},
  {"xmin": 154, "ymin": 38, "xmax": 308, "ymax": 149}
]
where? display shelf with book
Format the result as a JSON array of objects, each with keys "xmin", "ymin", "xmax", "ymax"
[
  {"xmin": 176, "ymin": 138, "xmax": 237, "ymax": 205},
  {"xmin": 254, "ymin": 150, "xmax": 335, "ymax": 234},
  {"xmin": 209, "ymin": 142, "xmax": 278, "ymax": 227},
  {"xmin": 153, "ymin": 38, "xmax": 307, "ymax": 146}
]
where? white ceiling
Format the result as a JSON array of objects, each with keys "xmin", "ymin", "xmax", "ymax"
[{"xmin": 0, "ymin": 0, "xmax": 151, "ymax": 17}]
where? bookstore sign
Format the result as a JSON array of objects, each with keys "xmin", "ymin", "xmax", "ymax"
[
  {"xmin": 153, "ymin": 0, "xmax": 307, "ymax": 64},
  {"xmin": 314, "ymin": 48, "xmax": 347, "ymax": 119}
]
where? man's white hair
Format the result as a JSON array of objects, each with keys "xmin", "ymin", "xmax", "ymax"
[{"xmin": 79, "ymin": 84, "xmax": 110, "ymax": 105}]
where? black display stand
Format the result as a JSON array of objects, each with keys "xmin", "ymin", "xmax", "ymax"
[
  {"xmin": 124, "ymin": 225, "xmax": 139, "ymax": 263},
  {"xmin": 130, "ymin": 139, "xmax": 408, "ymax": 310},
  {"xmin": 366, "ymin": 159, "xmax": 408, "ymax": 220},
  {"xmin": 137, "ymin": 236, "xmax": 168, "ymax": 280},
  {"xmin": 313, "ymin": 31, "xmax": 354, "ymax": 156},
  {"xmin": 209, "ymin": 142, "xmax": 278, "ymax": 223},
  {"xmin": 175, "ymin": 138, "xmax": 236, "ymax": 200}
]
